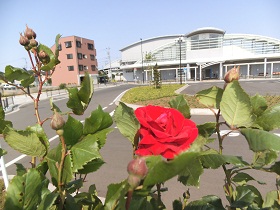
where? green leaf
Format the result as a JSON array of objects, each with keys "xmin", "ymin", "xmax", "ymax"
[
  {"xmin": 78, "ymin": 71, "xmax": 94, "ymax": 104},
  {"xmin": 0, "ymin": 119, "xmax": 12, "ymax": 134},
  {"xmin": 231, "ymin": 186, "xmax": 255, "ymax": 208},
  {"xmin": 63, "ymin": 115, "xmax": 83, "ymax": 146},
  {"xmin": 104, "ymin": 180, "xmax": 129, "ymax": 210},
  {"xmin": 255, "ymin": 104, "xmax": 280, "ymax": 131},
  {"xmin": 114, "ymin": 102, "xmax": 140, "ymax": 145},
  {"xmin": 195, "ymin": 86, "xmax": 224, "ymax": 109},
  {"xmin": 232, "ymin": 172, "xmax": 255, "ymax": 185},
  {"xmin": 241, "ymin": 128, "xmax": 280, "ymax": 152},
  {"xmin": 185, "ymin": 195, "xmax": 224, "ymax": 210},
  {"xmin": 37, "ymin": 44, "xmax": 56, "ymax": 71},
  {"xmin": 220, "ymin": 81, "xmax": 253, "ymax": 127},
  {"xmin": 143, "ymin": 152, "xmax": 201, "ymax": 187},
  {"xmin": 263, "ymin": 191, "xmax": 280, "ymax": 208},
  {"xmin": 253, "ymin": 150, "xmax": 278, "ymax": 168},
  {"xmin": 4, "ymin": 65, "xmax": 34, "ymax": 87},
  {"xmin": 3, "ymin": 126, "xmax": 47, "ymax": 157},
  {"xmin": 15, "ymin": 163, "xmax": 27, "ymax": 176},
  {"xmin": 46, "ymin": 144, "xmax": 73, "ymax": 187},
  {"xmin": 198, "ymin": 149, "xmax": 248, "ymax": 169},
  {"xmin": 4, "ymin": 169, "xmax": 45, "ymax": 210},
  {"xmin": 66, "ymin": 72, "xmax": 94, "ymax": 115},
  {"xmin": 251, "ymin": 94, "xmax": 268, "ymax": 117},
  {"xmin": 93, "ymin": 128, "xmax": 114, "ymax": 149},
  {"xmin": 169, "ymin": 95, "xmax": 191, "ymax": 118},
  {"xmin": 71, "ymin": 134, "xmax": 102, "ymax": 172},
  {"xmin": 268, "ymin": 161, "xmax": 280, "ymax": 175},
  {"xmin": 50, "ymin": 97, "xmax": 61, "ymax": 113},
  {"xmin": 83, "ymin": 106, "xmax": 113, "ymax": 135},
  {"xmin": 77, "ymin": 158, "xmax": 105, "ymax": 174},
  {"xmin": 37, "ymin": 192, "xmax": 59, "ymax": 210},
  {"xmin": 244, "ymin": 185, "xmax": 263, "ymax": 207},
  {"xmin": 197, "ymin": 122, "xmax": 216, "ymax": 138},
  {"xmin": 26, "ymin": 124, "xmax": 49, "ymax": 157}
]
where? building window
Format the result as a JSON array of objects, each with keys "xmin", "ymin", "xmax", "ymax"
[
  {"xmin": 83, "ymin": 54, "xmax": 87, "ymax": 59},
  {"xmin": 67, "ymin": 54, "xmax": 73, "ymax": 59},
  {"xmin": 84, "ymin": 66, "xmax": 88, "ymax": 70},
  {"xmin": 58, "ymin": 44, "xmax": 62, "ymax": 51},
  {"xmin": 77, "ymin": 53, "xmax": 83, "ymax": 59},
  {"xmin": 90, "ymin": 54, "xmax": 95, "ymax": 60},
  {"xmin": 91, "ymin": 65, "xmax": 96, "ymax": 71},
  {"xmin": 88, "ymin": 43, "xmax": 94, "ymax": 50},
  {"xmin": 76, "ymin": 40, "xmax": 81, "ymax": 48},
  {"xmin": 78, "ymin": 65, "xmax": 83, "ymax": 71},
  {"xmin": 65, "ymin": 41, "xmax": 72, "ymax": 48},
  {"xmin": 68, "ymin": 66, "xmax": 74, "ymax": 71}
]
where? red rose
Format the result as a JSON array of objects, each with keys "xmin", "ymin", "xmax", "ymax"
[{"xmin": 134, "ymin": 105, "xmax": 198, "ymax": 159}]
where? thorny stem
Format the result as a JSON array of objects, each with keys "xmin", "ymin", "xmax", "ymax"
[
  {"xmin": 215, "ymin": 109, "xmax": 235, "ymax": 209},
  {"xmin": 58, "ymin": 133, "xmax": 67, "ymax": 209}
]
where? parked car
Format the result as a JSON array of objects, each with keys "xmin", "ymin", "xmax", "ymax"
[{"xmin": 1, "ymin": 83, "xmax": 16, "ymax": 90}]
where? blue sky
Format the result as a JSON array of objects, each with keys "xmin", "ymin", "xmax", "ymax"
[{"xmin": 0, "ymin": 0, "xmax": 279, "ymax": 71}]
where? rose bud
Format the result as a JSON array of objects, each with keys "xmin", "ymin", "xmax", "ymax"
[
  {"xmin": 224, "ymin": 66, "xmax": 240, "ymax": 83},
  {"xmin": 24, "ymin": 44, "xmax": 32, "ymax": 51},
  {"xmin": 127, "ymin": 157, "xmax": 148, "ymax": 179},
  {"xmin": 29, "ymin": 37, "xmax": 38, "ymax": 47},
  {"xmin": 38, "ymin": 50, "xmax": 50, "ymax": 64},
  {"xmin": 127, "ymin": 174, "xmax": 141, "ymax": 189},
  {"xmin": 19, "ymin": 33, "xmax": 29, "ymax": 46},
  {"xmin": 24, "ymin": 24, "xmax": 36, "ymax": 39},
  {"xmin": 50, "ymin": 110, "xmax": 65, "ymax": 131}
]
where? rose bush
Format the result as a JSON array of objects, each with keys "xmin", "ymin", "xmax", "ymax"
[{"xmin": 134, "ymin": 105, "xmax": 198, "ymax": 159}]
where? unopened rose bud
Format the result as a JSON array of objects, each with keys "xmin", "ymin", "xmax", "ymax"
[
  {"xmin": 50, "ymin": 110, "xmax": 65, "ymax": 131},
  {"xmin": 38, "ymin": 50, "xmax": 50, "ymax": 64},
  {"xmin": 24, "ymin": 44, "xmax": 32, "ymax": 51},
  {"xmin": 127, "ymin": 157, "xmax": 148, "ymax": 179},
  {"xmin": 29, "ymin": 37, "xmax": 38, "ymax": 47},
  {"xmin": 224, "ymin": 66, "xmax": 240, "ymax": 83},
  {"xmin": 24, "ymin": 24, "xmax": 36, "ymax": 40},
  {"xmin": 19, "ymin": 33, "xmax": 29, "ymax": 46},
  {"xmin": 127, "ymin": 174, "xmax": 141, "ymax": 189}
]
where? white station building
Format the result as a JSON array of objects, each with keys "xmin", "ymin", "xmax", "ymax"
[{"xmin": 115, "ymin": 27, "xmax": 280, "ymax": 83}]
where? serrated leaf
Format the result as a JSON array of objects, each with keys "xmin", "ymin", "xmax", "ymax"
[
  {"xmin": 37, "ymin": 192, "xmax": 59, "ymax": 210},
  {"xmin": 143, "ymin": 152, "xmax": 201, "ymax": 187},
  {"xmin": 4, "ymin": 126, "xmax": 47, "ymax": 157},
  {"xmin": 169, "ymin": 95, "xmax": 191, "ymax": 118},
  {"xmin": 255, "ymin": 104, "xmax": 280, "ymax": 131},
  {"xmin": 198, "ymin": 149, "xmax": 248, "ymax": 169},
  {"xmin": 66, "ymin": 73, "xmax": 94, "ymax": 115},
  {"xmin": 83, "ymin": 106, "xmax": 113, "ymax": 135},
  {"xmin": 5, "ymin": 65, "xmax": 34, "ymax": 87},
  {"xmin": 253, "ymin": 150, "xmax": 278, "ymax": 168},
  {"xmin": 4, "ymin": 169, "xmax": 45, "ymax": 210},
  {"xmin": 231, "ymin": 186, "xmax": 255, "ymax": 208},
  {"xmin": 71, "ymin": 134, "xmax": 102, "ymax": 172},
  {"xmin": 78, "ymin": 71, "xmax": 94, "ymax": 104},
  {"xmin": 15, "ymin": 163, "xmax": 27, "ymax": 176},
  {"xmin": 104, "ymin": 180, "xmax": 129, "ymax": 210},
  {"xmin": 263, "ymin": 191, "xmax": 280, "ymax": 208},
  {"xmin": 220, "ymin": 81, "xmax": 253, "ymax": 127},
  {"xmin": 114, "ymin": 102, "xmax": 140, "ymax": 145},
  {"xmin": 232, "ymin": 172, "xmax": 255, "ymax": 185},
  {"xmin": 241, "ymin": 128, "xmax": 280, "ymax": 152},
  {"xmin": 46, "ymin": 144, "xmax": 73, "ymax": 187},
  {"xmin": 63, "ymin": 115, "xmax": 83, "ymax": 146},
  {"xmin": 197, "ymin": 122, "xmax": 216, "ymax": 138},
  {"xmin": 251, "ymin": 94, "xmax": 268, "ymax": 117},
  {"xmin": 195, "ymin": 86, "xmax": 224, "ymax": 109},
  {"xmin": 92, "ymin": 128, "xmax": 114, "ymax": 148},
  {"xmin": 185, "ymin": 195, "xmax": 224, "ymax": 210},
  {"xmin": 0, "ymin": 119, "xmax": 12, "ymax": 134},
  {"xmin": 77, "ymin": 158, "xmax": 105, "ymax": 174}
]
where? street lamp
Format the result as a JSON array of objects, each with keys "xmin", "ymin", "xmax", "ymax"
[
  {"xmin": 140, "ymin": 38, "xmax": 144, "ymax": 83},
  {"xmin": 177, "ymin": 36, "xmax": 183, "ymax": 85}
]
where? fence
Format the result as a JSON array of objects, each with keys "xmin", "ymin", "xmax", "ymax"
[{"xmin": 0, "ymin": 93, "xmax": 14, "ymax": 110}]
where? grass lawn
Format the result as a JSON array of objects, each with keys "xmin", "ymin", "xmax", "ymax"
[{"xmin": 121, "ymin": 84, "xmax": 280, "ymax": 108}]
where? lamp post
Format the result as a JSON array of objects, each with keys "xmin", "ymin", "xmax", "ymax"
[
  {"xmin": 140, "ymin": 38, "xmax": 144, "ymax": 83},
  {"xmin": 177, "ymin": 36, "xmax": 183, "ymax": 85}
]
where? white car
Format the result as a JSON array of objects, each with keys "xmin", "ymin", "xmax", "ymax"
[{"xmin": 1, "ymin": 83, "xmax": 16, "ymax": 90}]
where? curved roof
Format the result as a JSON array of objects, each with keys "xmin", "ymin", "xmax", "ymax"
[{"xmin": 186, "ymin": 27, "xmax": 225, "ymax": 38}]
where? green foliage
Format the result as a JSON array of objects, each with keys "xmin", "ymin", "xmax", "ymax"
[
  {"xmin": 151, "ymin": 63, "xmax": 161, "ymax": 89},
  {"xmin": 59, "ymin": 83, "xmax": 66, "ymax": 89},
  {"xmin": 169, "ymin": 94, "xmax": 191, "ymax": 118}
]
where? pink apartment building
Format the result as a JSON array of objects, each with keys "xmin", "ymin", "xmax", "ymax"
[{"xmin": 51, "ymin": 36, "xmax": 98, "ymax": 86}]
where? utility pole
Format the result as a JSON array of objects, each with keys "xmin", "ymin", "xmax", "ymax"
[
  {"xmin": 177, "ymin": 37, "xmax": 183, "ymax": 85},
  {"xmin": 106, "ymin": 48, "xmax": 112, "ymax": 80}
]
